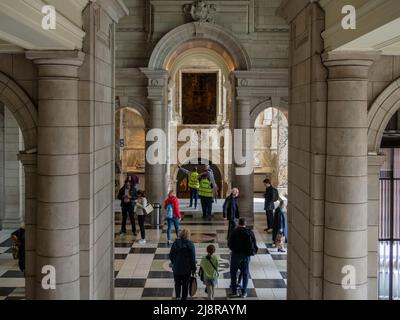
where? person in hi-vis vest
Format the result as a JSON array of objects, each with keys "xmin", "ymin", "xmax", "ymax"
[
  {"xmin": 198, "ymin": 176, "xmax": 214, "ymax": 220},
  {"xmin": 178, "ymin": 166, "xmax": 200, "ymax": 209}
]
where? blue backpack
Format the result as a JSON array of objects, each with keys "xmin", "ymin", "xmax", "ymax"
[{"xmin": 166, "ymin": 204, "xmax": 173, "ymax": 219}]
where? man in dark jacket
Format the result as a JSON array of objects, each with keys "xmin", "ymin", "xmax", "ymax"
[
  {"xmin": 264, "ymin": 178, "xmax": 279, "ymax": 233},
  {"xmin": 117, "ymin": 180, "xmax": 137, "ymax": 236},
  {"xmin": 223, "ymin": 188, "xmax": 240, "ymax": 240},
  {"xmin": 169, "ymin": 229, "xmax": 197, "ymax": 300},
  {"xmin": 11, "ymin": 226, "xmax": 25, "ymax": 273},
  {"xmin": 228, "ymin": 218, "xmax": 258, "ymax": 298}
]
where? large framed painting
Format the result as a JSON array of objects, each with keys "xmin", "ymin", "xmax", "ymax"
[{"xmin": 181, "ymin": 72, "xmax": 217, "ymax": 124}]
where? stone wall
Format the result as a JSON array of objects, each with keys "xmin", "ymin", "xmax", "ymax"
[
  {"xmin": 284, "ymin": 1, "xmax": 327, "ymax": 299},
  {"xmin": 78, "ymin": 2, "xmax": 117, "ymax": 299}
]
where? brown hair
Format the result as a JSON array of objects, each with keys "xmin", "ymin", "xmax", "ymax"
[{"xmin": 207, "ymin": 244, "xmax": 216, "ymax": 255}]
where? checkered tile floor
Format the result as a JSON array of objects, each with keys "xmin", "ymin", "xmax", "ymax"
[
  {"xmin": 0, "ymin": 204, "xmax": 287, "ymax": 300},
  {"xmin": 114, "ymin": 209, "xmax": 287, "ymax": 300},
  {"xmin": 0, "ymin": 231, "xmax": 25, "ymax": 300}
]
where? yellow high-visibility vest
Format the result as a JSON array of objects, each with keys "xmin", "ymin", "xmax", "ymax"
[
  {"xmin": 198, "ymin": 178, "xmax": 213, "ymax": 198},
  {"xmin": 188, "ymin": 172, "xmax": 200, "ymax": 189}
]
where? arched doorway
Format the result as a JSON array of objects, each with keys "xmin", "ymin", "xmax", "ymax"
[
  {"xmin": 252, "ymin": 105, "xmax": 288, "ymax": 197},
  {"xmin": 115, "ymin": 106, "xmax": 146, "ymax": 194},
  {"xmin": 176, "ymin": 159, "xmax": 223, "ymax": 199},
  {"xmin": 368, "ymin": 78, "xmax": 400, "ymax": 300},
  {"xmin": 0, "ymin": 71, "xmax": 38, "ymax": 300}
]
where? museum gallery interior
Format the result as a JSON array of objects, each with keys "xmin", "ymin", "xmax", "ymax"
[{"xmin": 0, "ymin": 0, "xmax": 399, "ymax": 300}]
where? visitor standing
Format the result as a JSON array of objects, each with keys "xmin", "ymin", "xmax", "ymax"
[
  {"xmin": 169, "ymin": 229, "xmax": 197, "ymax": 300},
  {"xmin": 263, "ymin": 178, "xmax": 279, "ymax": 233},
  {"xmin": 223, "ymin": 188, "xmax": 240, "ymax": 240},
  {"xmin": 198, "ymin": 175, "xmax": 214, "ymax": 220},
  {"xmin": 164, "ymin": 190, "xmax": 182, "ymax": 244},
  {"xmin": 273, "ymin": 200, "xmax": 287, "ymax": 252},
  {"xmin": 134, "ymin": 190, "xmax": 147, "ymax": 244},
  {"xmin": 117, "ymin": 180, "xmax": 137, "ymax": 237},
  {"xmin": 199, "ymin": 244, "xmax": 219, "ymax": 300},
  {"xmin": 178, "ymin": 165, "xmax": 200, "ymax": 209},
  {"xmin": 11, "ymin": 224, "xmax": 25, "ymax": 274},
  {"xmin": 228, "ymin": 218, "xmax": 258, "ymax": 298}
]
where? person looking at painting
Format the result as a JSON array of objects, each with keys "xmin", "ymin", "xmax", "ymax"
[{"xmin": 178, "ymin": 165, "xmax": 200, "ymax": 209}]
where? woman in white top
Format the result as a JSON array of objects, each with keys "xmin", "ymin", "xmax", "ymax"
[{"xmin": 134, "ymin": 190, "xmax": 147, "ymax": 244}]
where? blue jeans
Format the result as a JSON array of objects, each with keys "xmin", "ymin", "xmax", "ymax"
[
  {"xmin": 189, "ymin": 188, "xmax": 198, "ymax": 208},
  {"xmin": 230, "ymin": 253, "xmax": 250, "ymax": 295},
  {"xmin": 200, "ymin": 197, "xmax": 213, "ymax": 218},
  {"xmin": 167, "ymin": 217, "xmax": 180, "ymax": 241}
]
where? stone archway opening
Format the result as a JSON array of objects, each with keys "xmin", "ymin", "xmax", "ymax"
[
  {"xmin": 0, "ymin": 72, "xmax": 38, "ymax": 300},
  {"xmin": 367, "ymin": 79, "xmax": 400, "ymax": 300},
  {"xmin": 115, "ymin": 106, "xmax": 146, "ymax": 194},
  {"xmin": 253, "ymin": 106, "xmax": 288, "ymax": 198}
]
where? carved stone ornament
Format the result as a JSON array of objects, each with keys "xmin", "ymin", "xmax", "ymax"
[{"xmin": 183, "ymin": 0, "xmax": 216, "ymax": 23}]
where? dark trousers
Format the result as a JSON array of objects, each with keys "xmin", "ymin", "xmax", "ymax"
[
  {"xmin": 121, "ymin": 204, "xmax": 136, "ymax": 234},
  {"xmin": 230, "ymin": 253, "xmax": 250, "ymax": 295},
  {"xmin": 137, "ymin": 215, "xmax": 146, "ymax": 239},
  {"xmin": 266, "ymin": 209, "xmax": 274, "ymax": 230},
  {"xmin": 227, "ymin": 219, "xmax": 237, "ymax": 240},
  {"xmin": 174, "ymin": 274, "xmax": 191, "ymax": 300},
  {"xmin": 200, "ymin": 197, "xmax": 213, "ymax": 218},
  {"xmin": 189, "ymin": 188, "xmax": 198, "ymax": 208}
]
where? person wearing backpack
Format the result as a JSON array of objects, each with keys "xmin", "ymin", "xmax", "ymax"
[
  {"xmin": 199, "ymin": 244, "xmax": 219, "ymax": 300},
  {"xmin": 164, "ymin": 190, "xmax": 182, "ymax": 245},
  {"xmin": 263, "ymin": 178, "xmax": 279, "ymax": 233},
  {"xmin": 228, "ymin": 218, "xmax": 258, "ymax": 298},
  {"xmin": 169, "ymin": 229, "xmax": 197, "ymax": 300}
]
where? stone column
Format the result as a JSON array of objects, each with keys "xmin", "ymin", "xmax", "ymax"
[
  {"xmin": 235, "ymin": 94, "xmax": 254, "ymax": 226},
  {"xmin": 0, "ymin": 106, "xmax": 4, "ymax": 229},
  {"xmin": 26, "ymin": 50, "xmax": 84, "ymax": 299},
  {"xmin": 367, "ymin": 153, "xmax": 385, "ymax": 300},
  {"xmin": 141, "ymin": 69, "xmax": 169, "ymax": 205},
  {"xmin": 322, "ymin": 51, "xmax": 379, "ymax": 299},
  {"xmin": 18, "ymin": 153, "xmax": 37, "ymax": 299}
]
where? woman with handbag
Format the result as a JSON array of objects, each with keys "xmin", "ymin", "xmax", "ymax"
[
  {"xmin": 134, "ymin": 190, "xmax": 148, "ymax": 244},
  {"xmin": 199, "ymin": 244, "xmax": 219, "ymax": 300},
  {"xmin": 164, "ymin": 190, "xmax": 182, "ymax": 245},
  {"xmin": 169, "ymin": 229, "xmax": 197, "ymax": 300}
]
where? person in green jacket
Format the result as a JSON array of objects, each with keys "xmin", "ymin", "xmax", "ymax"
[{"xmin": 200, "ymin": 244, "xmax": 219, "ymax": 300}]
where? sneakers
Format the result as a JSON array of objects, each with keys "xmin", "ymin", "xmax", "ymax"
[
  {"xmin": 267, "ymin": 229, "xmax": 273, "ymax": 233},
  {"xmin": 278, "ymin": 248, "xmax": 286, "ymax": 253},
  {"xmin": 241, "ymin": 293, "xmax": 248, "ymax": 298},
  {"xmin": 167, "ymin": 240, "xmax": 173, "ymax": 245},
  {"xmin": 119, "ymin": 231, "xmax": 126, "ymax": 237},
  {"xmin": 138, "ymin": 239, "xmax": 146, "ymax": 244}
]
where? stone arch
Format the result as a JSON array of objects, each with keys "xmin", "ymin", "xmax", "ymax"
[
  {"xmin": 0, "ymin": 72, "xmax": 38, "ymax": 150},
  {"xmin": 368, "ymin": 78, "xmax": 400, "ymax": 153},
  {"xmin": 250, "ymin": 98, "xmax": 288, "ymax": 126},
  {"xmin": 117, "ymin": 97, "xmax": 149, "ymax": 125},
  {"xmin": 148, "ymin": 22, "xmax": 251, "ymax": 71}
]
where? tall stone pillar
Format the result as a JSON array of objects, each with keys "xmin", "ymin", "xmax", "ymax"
[
  {"xmin": 367, "ymin": 154, "xmax": 385, "ymax": 300},
  {"xmin": 0, "ymin": 106, "xmax": 4, "ymax": 229},
  {"xmin": 322, "ymin": 51, "xmax": 379, "ymax": 299},
  {"xmin": 141, "ymin": 69, "xmax": 169, "ymax": 205},
  {"xmin": 235, "ymin": 92, "xmax": 254, "ymax": 226},
  {"xmin": 26, "ymin": 50, "xmax": 84, "ymax": 299},
  {"xmin": 18, "ymin": 153, "xmax": 37, "ymax": 299}
]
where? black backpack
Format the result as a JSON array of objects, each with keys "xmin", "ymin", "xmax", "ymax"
[
  {"xmin": 245, "ymin": 229, "xmax": 258, "ymax": 256},
  {"xmin": 272, "ymin": 188, "xmax": 279, "ymax": 202}
]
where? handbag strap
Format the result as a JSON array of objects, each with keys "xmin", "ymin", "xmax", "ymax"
[{"xmin": 206, "ymin": 256, "xmax": 219, "ymax": 275}]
